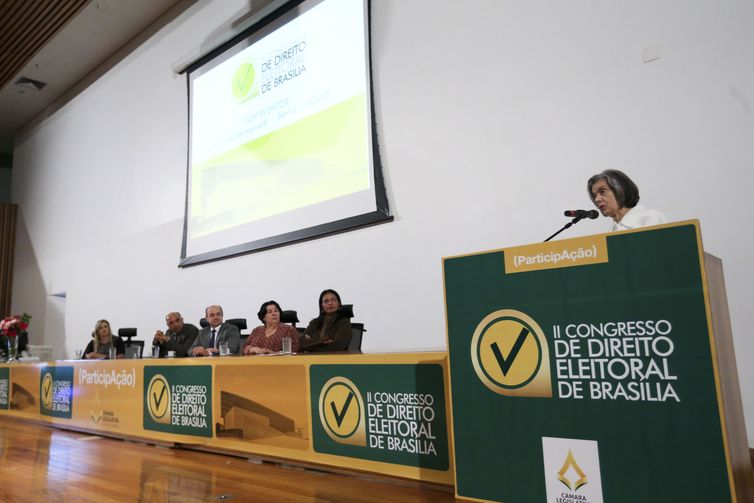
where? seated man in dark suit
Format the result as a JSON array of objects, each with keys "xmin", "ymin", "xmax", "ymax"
[
  {"xmin": 153, "ymin": 311, "xmax": 199, "ymax": 357},
  {"xmin": 189, "ymin": 305, "xmax": 240, "ymax": 356}
]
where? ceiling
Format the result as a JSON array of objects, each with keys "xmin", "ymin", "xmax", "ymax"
[{"xmin": 0, "ymin": 0, "xmax": 186, "ymax": 158}]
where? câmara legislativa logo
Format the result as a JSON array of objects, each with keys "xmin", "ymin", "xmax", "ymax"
[
  {"xmin": 470, "ymin": 309, "xmax": 552, "ymax": 397},
  {"xmin": 543, "ymin": 437, "xmax": 604, "ymax": 503},
  {"xmin": 558, "ymin": 450, "xmax": 588, "ymax": 491},
  {"xmin": 318, "ymin": 376, "xmax": 366, "ymax": 446}
]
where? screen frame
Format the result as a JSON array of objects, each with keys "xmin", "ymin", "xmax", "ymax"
[{"xmin": 179, "ymin": 0, "xmax": 391, "ymax": 267}]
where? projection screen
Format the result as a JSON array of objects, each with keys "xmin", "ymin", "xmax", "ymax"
[{"xmin": 181, "ymin": 0, "xmax": 390, "ymax": 266}]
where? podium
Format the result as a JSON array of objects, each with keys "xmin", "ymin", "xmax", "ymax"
[{"xmin": 443, "ymin": 221, "xmax": 753, "ymax": 502}]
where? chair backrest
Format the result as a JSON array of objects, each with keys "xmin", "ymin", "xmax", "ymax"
[
  {"xmin": 226, "ymin": 318, "xmax": 247, "ymax": 331},
  {"xmin": 349, "ymin": 323, "xmax": 365, "ymax": 353},
  {"xmin": 200, "ymin": 318, "xmax": 248, "ymax": 337},
  {"xmin": 118, "ymin": 327, "xmax": 137, "ymax": 344},
  {"xmin": 281, "ymin": 310, "xmax": 299, "ymax": 327}
]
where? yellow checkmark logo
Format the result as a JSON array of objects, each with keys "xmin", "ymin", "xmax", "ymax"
[
  {"xmin": 318, "ymin": 377, "xmax": 366, "ymax": 446},
  {"xmin": 147, "ymin": 374, "xmax": 171, "ymax": 424},
  {"xmin": 41, "ymin": 372, "xmax": 53, "ymax": 409},
  {"xmin": 471, "ymin": 309, "xmax": 552, "ymax": 397}
]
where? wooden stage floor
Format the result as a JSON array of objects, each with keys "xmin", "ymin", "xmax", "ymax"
[{"xmin": 0, "ymin": 416, "xmax": 455, "ymax": 502}]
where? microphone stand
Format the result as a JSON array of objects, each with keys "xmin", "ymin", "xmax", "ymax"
[{"xmin": 544, "ymin": 215, "xmax": 585, "ymax": 242}]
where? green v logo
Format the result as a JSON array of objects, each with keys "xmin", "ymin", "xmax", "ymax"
[
  {"xmin": 330, "ymin": 392, "xmax": 354, "ymax": 427},
  {"xmin": 489, "ymin": 327, "xmax": 530, "ymax": 375}
]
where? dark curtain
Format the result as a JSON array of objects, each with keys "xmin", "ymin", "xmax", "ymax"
[{"xmin": 0, "ymin": 203, "xmax": 18, "ymax": 317}]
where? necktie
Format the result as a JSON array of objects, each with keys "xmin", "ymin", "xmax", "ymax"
[{"xmin": 210, "ymin": 328, "xmax": 217, "ymax": 348}]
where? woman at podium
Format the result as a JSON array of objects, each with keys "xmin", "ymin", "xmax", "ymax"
[{"xmin": 588, "ymin": 169, "xmax": 667, "ymax": 231}]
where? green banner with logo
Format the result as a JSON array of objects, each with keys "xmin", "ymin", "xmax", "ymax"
[
  {"xmin": 444, "ymin": 223, "xmax": 732, "ymax": 502},
  {"xmin": 39, "ymin": 365, "xmax": 74, "ymax": 418},
  {"xmin": 0, "ymin": 367, "xmax": 9, "ymax": 410},
  {"xmin": 310, "ymin": 364, "xmax": 449, "ymax": 471},
  {"xmin": 143, "ymin": 365, "xmax": 212, "ymax": 437}
]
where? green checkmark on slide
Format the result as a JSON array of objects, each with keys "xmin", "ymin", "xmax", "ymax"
[{"xmin": 232, "ymin": 62, "xmax": 257, "ymax": 101}]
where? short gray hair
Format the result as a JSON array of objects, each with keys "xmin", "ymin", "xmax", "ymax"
[{"xmin": 587, "ymin": 169, "xmax": 640, "ymax": 208}]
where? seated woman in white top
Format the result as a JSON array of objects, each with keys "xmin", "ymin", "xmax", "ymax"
[{"xmin": 587, "ymin": 169, "xmax": 667, "ymax": 232}]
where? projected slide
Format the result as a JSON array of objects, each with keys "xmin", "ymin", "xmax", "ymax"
[{"xmin": 183, "ymin": 0, "xmax": 388, "ymax": 265}]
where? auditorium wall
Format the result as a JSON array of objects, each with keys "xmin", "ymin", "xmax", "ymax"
[{"xmin": 10, "ymin": 1, "xmax": 754, "ymax": 444}]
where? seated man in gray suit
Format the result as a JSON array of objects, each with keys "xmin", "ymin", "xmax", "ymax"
[
  {"xmin": 189, "ymin": 305, "xmax": 240, "ymax": 356},
  {"xmin": 153, "ymin": 311, "xmax": 199, "ymax": 357}
]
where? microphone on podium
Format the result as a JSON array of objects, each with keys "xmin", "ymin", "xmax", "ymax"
[
  {"xmin": 564, "ymin": 209, "xmax": 599, "ymax": 219},
  {"xmin": 544, "ymin": 209, "xmax": 599, "ymax": 242}
]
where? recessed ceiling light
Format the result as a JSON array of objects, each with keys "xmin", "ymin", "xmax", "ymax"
[{"xmin": 14, "ymin": 76, "xmax": 47, "ymax": 91}]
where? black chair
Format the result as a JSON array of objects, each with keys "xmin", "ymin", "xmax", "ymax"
[
  {"xmin": 118, "ymin": 327, "xmax": 137, "ymax": 344},
  {"xmin": 226, "ymin": 318, "xmax": 248, "ymax": 345},
  {"xmin": 349, "ymin": 323, "xmax": 365, "ymax": 353},
  {"xmin": 200, "ymin": 317, "xmax": 247, "ymax": 330},
  {"xmin": 340, "ymin": 305, "xmax": 358, "ymax": 351},
  {"xmin": 226, "ymin": 318, "xmax": 247, "ymax": 331},
  {"xmin": 118, "ymin": 328, "xmax": 142, "ymax": 358},
  {"xmin": 281, "ymin": 310, "xmax": 299, "ymax": 327}
]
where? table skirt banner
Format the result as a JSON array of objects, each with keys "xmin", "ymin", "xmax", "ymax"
[
  {"xmin": 309, "ymin": 363, "xmax": 449, "ymax": 471},
  {"xmin": 0, "ymin": 352, "xmax": 453, "ymax": 484}
]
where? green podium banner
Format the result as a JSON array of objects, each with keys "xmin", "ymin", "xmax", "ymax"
[
  {"xmin": 143, "ymin": 365, "xmax": 213, "ymax": 437},
  {"xmin": 444, "ymin": 222, "xmax": 734, "ymax": 502},
  {"xmin": 40, "ymin": 365, "xmax": 74, "ymax": 419},
  {"xmin": 310, "ymin": 363, "xmax": 449, "ymax": 471}
]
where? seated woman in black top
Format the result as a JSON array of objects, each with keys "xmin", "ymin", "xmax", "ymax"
[
  {"xmin": 300, "ymin": 289, "xmax": 352, "ymax": 352},
  {"xmin": 84, "ymin": 319, "xmax": 126, "ymax": 359}
]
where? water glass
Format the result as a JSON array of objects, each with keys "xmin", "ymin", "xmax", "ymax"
[
  {"xmin": 219, "ymin": 342, "xmax": 230, "ymax": 356},
  {"xmin": 281, "ymin": 336, "xmax": 292, "ymax": 355},
  {"xmin": 74, "ymin": 349, "xmax": 83, "ymax": 359},
  {"xmin": 108, "ymin": 346, "xmax": 117, "ymax": 360},
  {"xmin": 152, "ymin": 345, "xmax": 161, "ymax": 358}
]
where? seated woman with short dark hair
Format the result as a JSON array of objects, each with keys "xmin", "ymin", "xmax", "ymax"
[
  {"xmin": 300, "ymin": 289, "xmax": 352, "ymax": 353},
  {"xmin": 242, "ymin": 301, "xmax": 300, "ymax": 355}
]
